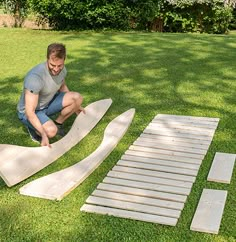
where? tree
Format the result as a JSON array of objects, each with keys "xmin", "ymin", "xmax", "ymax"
[{"xmin": 0, "ymin": 0, "xmax": 29, "ymax": 27}]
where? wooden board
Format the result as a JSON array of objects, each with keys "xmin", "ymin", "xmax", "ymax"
[
  {"xmin": 113, "ymin": 165, "xmax": 196, "ymax": 182},
  {"xmin": 103, "ymin": 177, "xmax": 191, "ymax": 196},
  {"xmin": 190, "ymin": 189, "xmax": 227, "ymax": 234},
  {"xmin": 207, "ymin": 152, "xmax": 236, "ymax": 184},
  {"xmin": 80, "ymin": 114, "xmax": 219, "ymax": 225},
  {"xmin": 91, "ymin": 190, "xmax": 184, "ymax": 210},
  {"xmin": 81, "ymin": 204, "xmax": 178, "ymax": 226},
  {"xmin": 19, "ymin": 109, "xmax": 135, "ymax": 200},
  {"xmin": 129, "ymin": 145, "xmax": 204, "ymax": 159},
  {"xmin": 0, "ymin": 99, "xmax": 112, "ymax": 187},
  {"xmin": 121, "ymin": 154, "xmax": 200, "ymax": 170}
]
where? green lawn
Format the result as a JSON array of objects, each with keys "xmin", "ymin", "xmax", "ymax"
[{"xmin": 0, "ymin": 28, "xmax": 235, "ymax": 242}]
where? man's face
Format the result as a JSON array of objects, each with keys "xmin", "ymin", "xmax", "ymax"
[{"xmin": 47, "ymin": 56, "xmax": 65, "ymax": 76}]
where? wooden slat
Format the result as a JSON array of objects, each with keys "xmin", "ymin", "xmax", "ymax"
[
  {"xmin": 148, "ymin": 123, "xmax": 215, "ymax": 136},
  {"xmin": 97, "ymin": 183, "xmax": 187, "ymax": 202},
  {"xmin": 136, "ymin": 137, "xmax": 209, "ymax": 150},
  {"xmin": 129, "ymin": 145, "xmax": 204, "ymax": 159},
  {"xmin": 134, "ymin": 140, "xmax": 207, "ymax": 155},
  {"xmin": 121, "ymin": 154, "xmax": 200, "ymax": 170},
  {"xmin": 20, "ymin": 109, "xmax": 135, "ymax": 200},
  {"xmin": 86, "ymin": 196, "xmax": 181, "ymax": 218},
  {"xmin": 81, "ymin": 204, "xmax": 178, "ymax": 226},
  {"xmin": 155, "ymin": 114, "xmax": 219, "ymax": 122},
  {"xmin": 150, "ymin": 121, "xmax": 217, "ymax": 132},
  {"xmin": 207, "ymin": 152, "xmax": 236, "ymax": 184},
  {"xmin": 140, "ymin": 133, "xmax": 211, "ymax": 145},
  {"xmin": 113, "ymin": 165, "xmax": 196, "ymax": 182},
  {"xmin": 103, "ymin": 177, "xmax": 191, "ymax": 196},
  {"xmin": 125, "ymin": 150, "xmax": 202, "ymax": 165},
  {"xmin": 91, "ymin": 190, "xmax": 184, "ymax": 210},
  {"xmin": 144, "ymin": 128, "xmax": 212, "ymax": 141},
  {"xmin": 0, "ymin": 99, "xmax": 112, "ymax": 187},
  {"xmin": 190, "ymin": 189, "xmax": 227, "ymax": 234},
  {"xmin": 107, "ymin": 171, "xmax": 193, "ymax": 189}
]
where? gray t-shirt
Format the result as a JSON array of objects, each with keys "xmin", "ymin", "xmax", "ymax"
[{"xmin": 17, "ymin": 62, "xmax": 67, "ymax": 113}]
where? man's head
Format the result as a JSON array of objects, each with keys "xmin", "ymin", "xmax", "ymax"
[{"xmin": 47, "ymin": 43, "xmax": 66, "ymax": 76}]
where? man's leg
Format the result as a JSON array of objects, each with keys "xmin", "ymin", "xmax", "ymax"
[{"xmin": 54, "ymin": 92, "xmax": 83, "ymax": 124}]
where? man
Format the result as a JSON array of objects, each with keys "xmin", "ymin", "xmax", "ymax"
[{"xmin": 17, "ymin": 43, "xmax": 84, "ymax": 147}]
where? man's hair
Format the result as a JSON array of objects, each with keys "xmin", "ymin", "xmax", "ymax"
[{"xmin": 47, "ymin": 43, "xmax": 66, "ymax": 60}]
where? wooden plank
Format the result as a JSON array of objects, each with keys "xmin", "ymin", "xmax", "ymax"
[
  {"xmin": 140, "ymin": 133, "xmax": 211, "ymax": 145},
  {"xmin": 97, "ymin": 183, "xmax": 187, "ymax": 202},
  {"xmin": 0, "ymin": 99, "xmax": 112, "ymax": 187},
  {"xmin": 113, "ymin": 165, "xmax": 196, "ymax": 182},
  {"xmin": 125, "ymin": 150, "xmax": 202, "ymax": 165},
  {"xmin": 91, "ymin": 190, "xmax": 184, "ymax": 210},
  {"xmin": 86, "ymin": 196, "xmax": 181, "ymax": 218},
  {"xmin": 148, "ymin": 123, "xmax": 215, "ymax": 136},
  {"xmin": 81, "ymin": 204, "xmax": 178, "ymax": 226},
  {"xmin": 155, "ymin": 114, "xmax": 219, "ymax": 123},
  {"xmin": 144, "ymin": 128, "xmax": 213, "ymax": 141},
  {"xmin": 190, "ymin": 189, "xmax": 227, "ymax": 234},
  {"xmin": 134, "ymin": 140, "xmax": 207, "ymax": 155},
  {"xmin": 107, "ymin": 171, "xmax": 193, "ymax": 189},
  {"xmin": 121, "ymin": 154, "xmax": 200, "ymax": 170},
  {"xmin": 151, "ymin": 120, "xmax": 217, "ymax": 131},
  {"xmin": 103, "ymin": 176, "xmax": 191, "ymax": 196},
  {"xmin": 136, "ymin": 137, "xmax": 209, "ymax": 150},
  {"xmin": 129, "ymin": 145, "xmax": 204, "ymax": 159},
  {"xmin": 207, "ymin": 152, "xmax": 236, "ymax": 184},
  {"xmin": 19, "ymin": 109, "xmax": 135, "ymax": 200}
]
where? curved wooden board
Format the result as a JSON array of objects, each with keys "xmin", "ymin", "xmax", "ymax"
[
  {"xmin": 20, "ymin": 108, "xmax": 135, "ymax": 200},
  {"xmin": 0, "ymin": 99, "xmax": 112, "ymax": 187}
]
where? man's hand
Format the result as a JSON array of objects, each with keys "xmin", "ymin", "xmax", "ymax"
[{"xmin": 41, "ymin": 133, "xmax": 51, "ymax": 148}]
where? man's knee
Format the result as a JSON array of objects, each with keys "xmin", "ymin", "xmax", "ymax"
[{"xmin": 43, "ymin": 121, "xmax": 57, "ymax": 138}]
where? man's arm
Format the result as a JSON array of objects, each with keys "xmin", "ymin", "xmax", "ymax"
[{"xmin": 24, "ymin": 89, "xmax": 50, "ymax": 147}]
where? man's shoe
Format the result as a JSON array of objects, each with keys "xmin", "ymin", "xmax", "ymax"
[
  {"xmin": 56, "ymin": 123, "xmax": 65, "ymax": 137},
  {"xmin": 27, "ymin": 127, "xmax": 41, "ymax": 143}
]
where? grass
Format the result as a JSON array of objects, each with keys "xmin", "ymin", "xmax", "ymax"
[{"xmin": 0, "ymin": 28, "xmax": 235, "ymax": 242}]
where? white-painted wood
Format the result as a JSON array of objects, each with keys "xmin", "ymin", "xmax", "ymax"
[
  {"xmin": 97, "ymin": 183, "xmax": 187, "ymax": 202},
  {"xmin": 136, "ymin": 137, "xmax": 209, "ymax": 150},
  {"xmin": 19, "ymin": 109, "xmax": 135, "ymax": 200},
  {"xmin": 103, "ymin": 177, "xmax": 191, "ymax": 196},
  {"xmin": 155, "ymin": 114, "xmax": 219, "ymax": 122},
  {"xmin": 140, "ymin": 133, "xmax": 211, "ymax": 145},
  {"xmin": 0, "ymin": 99, "xmax": 112, "ymax": 187},
  {"xmin": 129, "ymin": 145, "xmax": 204, "ymax": 159},
  {"xmin": 190, "ymin": 189, "xmax": 227, "ymax": 234},
  {"xmin": 207, "ymin": 152, "xmax": 236, "ymax": 184},
  {"xmin": 134, "ymin": 140, "xmax": 207, "ymax": 155},
  {"xmin": 80, "ymin": 204, "xmax": 178, "ymax": 226},
  {"xmin": 144, "ymin": 128, "xmax": 213, "ymax": 141},
  {"xmin": 121, "ymin": 154, "xmax": 200, "ymax": 170},
  {"xmin": 113, "ymin": 165, "xmax": 196, "ymax": 182},
  {"xmin": 107, "ymin": 171, "xmax": 193, "ymax": 189},
  {"xmin": 125, "ymin": 150, "xmax": 202, "ymax": 165},
  {"xmin": 86, "ymin": 196, "xmax": 181, "ymax": 218},
  {"xmin": 91, "ymin": 190, "xmax": 184, "ymax": 210},
  {"xmin": 148, "ymin": 123, "xmax": 215, "ymax": 136}
]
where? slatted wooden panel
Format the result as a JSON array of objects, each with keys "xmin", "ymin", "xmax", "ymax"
[{"xmin": 81, "ymin": 114, "xmax": 219, "ymax": 226}]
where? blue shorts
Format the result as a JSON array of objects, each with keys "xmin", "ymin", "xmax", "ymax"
[{"xmin": 17, "ymin": 92, "xmax": 65, "ymax": 130}]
